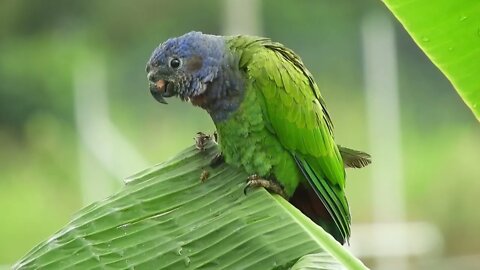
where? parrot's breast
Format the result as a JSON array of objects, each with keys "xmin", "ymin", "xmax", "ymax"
[{"xmin": 214, "ymin": 86, "xmax": 303, "ymax": 196}]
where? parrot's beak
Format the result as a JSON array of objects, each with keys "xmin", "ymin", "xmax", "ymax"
[
  {"xmin": 149, "ymin": 79, "xmax": 175, "ymax": 104},
  {"xmin": 149, "ymin": 80, "xmax": 167, "ymax": 104}
]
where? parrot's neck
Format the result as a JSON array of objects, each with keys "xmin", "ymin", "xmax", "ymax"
[{"xmin": 190, "ymin": 54, "xmax": 245, "ymax": 123}]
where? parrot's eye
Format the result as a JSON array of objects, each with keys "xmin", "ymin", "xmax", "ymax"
[{"xmin": 169, "ymin": 58, "xmax": 181, "ymax": 69}]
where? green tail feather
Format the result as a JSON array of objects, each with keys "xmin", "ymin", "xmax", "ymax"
[
  {"xmin": 293, "ymin": 154, "xmax": 351, "ymax": 244},
  {"xmin": 338, "ymin": 146, "xmax": 371, "ymax": 169}
]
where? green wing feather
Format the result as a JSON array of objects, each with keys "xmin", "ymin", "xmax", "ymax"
[{"xmin": 228, "ymin": 36, "xmax": 351, "ymax": 243}]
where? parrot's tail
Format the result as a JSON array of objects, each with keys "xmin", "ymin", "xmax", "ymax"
[
  {"xmin": 338, "ymin": 146, "xmax": 371, "ymax": 169},
  {"xmin": 289, "ymin": 184, "xmax": 345, "ymax": 244},
  {"xmin": 293, "ymin": 154, "xmax": 351, "ymax": 244}
]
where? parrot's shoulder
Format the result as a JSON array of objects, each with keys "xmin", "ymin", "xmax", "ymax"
[
  {"xmin": 225, "ymin": 35, "xmax": 310, "ymax": 74},
  {"xmin": 225, "ymin": 35, "xmax": 334, "ymax": 135},
  {"xmin": 225, "ymin": 35, "xmax": 270, "ymax": 68}
]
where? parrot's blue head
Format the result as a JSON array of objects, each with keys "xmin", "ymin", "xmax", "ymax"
[{"xmin": 146, "ymin": 31, "xmax": 226, "ymax": 104}]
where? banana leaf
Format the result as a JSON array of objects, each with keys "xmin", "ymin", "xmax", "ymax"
[
  {"xmin": 382, "ymin": 0, "xmax": 480, "ymax": 120},
  {"xmin": 14, "ymin": 141, "xmax": 367, "ymax": 270}
]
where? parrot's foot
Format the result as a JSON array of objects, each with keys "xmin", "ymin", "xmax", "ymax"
[
  {"xmin": 209, "ymin": 152, "xmax": 224, "ymax": 168},
  {"xmin": 200, "ymin": 169, "xmax": 210, "ymax": 183},
  {"xmin": 244, "ymin": 175, "xmax": 287, "ymax": 199},
  {"xmin": 194, "ymin": 132, "xmax": 211, "ymax": 151}
]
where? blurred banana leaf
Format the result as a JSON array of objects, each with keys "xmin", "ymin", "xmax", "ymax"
[
  {"xmin": 382, "ymin": 0, "xmax": 480, "ymax": 120},
  {"xmin": 13, "ymin": 141, "xmax": 367, "ymax": 270},
  {"xmin": 292, "ymin": 252, "xmax": 343, "ymax": 270}
]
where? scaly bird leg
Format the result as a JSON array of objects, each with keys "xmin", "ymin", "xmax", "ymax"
[
  {"xmin": 244, "ymin": 174, "xmax": 287, "ymax": 199},
  {"xmin": 194, "ymin": 132, "xmax": 211, "ymax": 151},
  {"xmin": 195, "ymin": 131, "xmax": 224, "ymax": 181},
  {"xmin": 209, "ymin": 152, "xmax": 224, "ymax": 168},
  {"xmin": 194, "ymin": 131, "xmax": 224, "ymax": 167}
]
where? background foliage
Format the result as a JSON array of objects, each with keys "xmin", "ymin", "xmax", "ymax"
[{"xmin": 1, "ymin": 0, "xmax": 479, "ymax": 269}]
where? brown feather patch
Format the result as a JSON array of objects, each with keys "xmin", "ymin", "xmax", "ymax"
[
  {"xmin": 289, "ymin": 184, "xmax": 332, "ymax": 221},
  {"xmin": 187, "ymin": 55, "xmax": 203, "ymax": 72}
]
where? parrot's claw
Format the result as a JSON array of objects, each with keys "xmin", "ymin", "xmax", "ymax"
[
  {"xmin": 194, "ymin": 132, "xmax": 211, "ymax": 151},
  {"xmin": 209, "ymin": 153, "xmax": 225, "ymax": 168},
  {"xmin": 244, "ymin": 175, "xmax": 287, "ymax": 199}
]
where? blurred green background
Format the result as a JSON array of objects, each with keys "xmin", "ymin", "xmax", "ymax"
[{"xmin": 1, "ymin": 0, "xmax": 478, "ymax": 269}]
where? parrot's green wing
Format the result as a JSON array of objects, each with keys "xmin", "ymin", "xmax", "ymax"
[{"xmin": 229, "ymin": 36, "xmax": 351, "ymax": 243}]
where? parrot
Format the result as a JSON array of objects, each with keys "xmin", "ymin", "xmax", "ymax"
[{"xmin": 145, "ymin": 31, "xmax": 370, "ymax": 244}]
